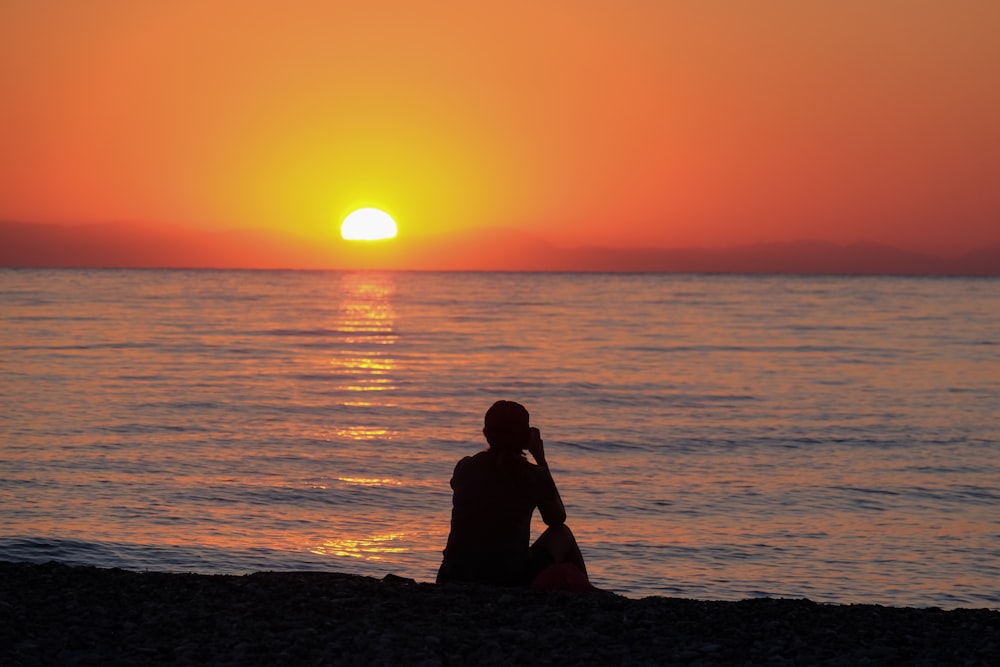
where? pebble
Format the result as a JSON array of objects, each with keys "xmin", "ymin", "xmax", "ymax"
[{"xmin": 2, "ymin": 561, "xmax": 998, "ymax": 666}]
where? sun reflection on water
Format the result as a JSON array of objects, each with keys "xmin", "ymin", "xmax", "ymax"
[
  {"xmin": 331, "ymin": 426, "xmax": 390, "ymax": 440},
  {"xmin": 308, "ymin": 533, "xmax": 407, "ymax": 561},
  {"xmin": 336, "ymin": 477, "xmax": 401, "ymax": 487},
  {"xmin": 330, "ymin": 272, "xmax": 398, "ymax": 437}
]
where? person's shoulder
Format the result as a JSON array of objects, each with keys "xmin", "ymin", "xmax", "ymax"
[{"xmin": 454, "ymin": 450, "xmax": 489, "ymax": 471}]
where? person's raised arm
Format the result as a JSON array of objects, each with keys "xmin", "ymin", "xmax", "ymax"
[{"xmin": 528, "ymin": 427, "xmax": 567, "ymax": 526}]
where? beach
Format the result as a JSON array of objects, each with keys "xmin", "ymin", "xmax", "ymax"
[{"xmin": 2, "ymin": 561, "xmax": 997, "ymax": 665}]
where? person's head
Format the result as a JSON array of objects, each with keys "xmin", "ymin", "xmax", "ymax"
[{"xmin": 483, "ymin": 400, "xmax": 530, "ymax": 452}]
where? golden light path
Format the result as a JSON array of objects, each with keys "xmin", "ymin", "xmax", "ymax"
[
  {"xmin": 308, "ymin": 533, "xmax": 408, "ymax": 561},
  {"xmin": 340, "ymin": 208, "xmax": 398, "ymax": 241}
]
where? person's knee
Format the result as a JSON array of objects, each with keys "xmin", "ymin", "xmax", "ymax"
[
  {"xmin": 549, "ymin": 523, "xmax": 573, "ymax": 541},
  {"xmin": 538, "ymin": 522, "xmax": 588, "ymax": 575},
  {"xmin": 537, "ymin": 523, "xmax": 574, "ymax": 558},
  {"xmin": 540, "ymin": 522, "xmax": 571, "ymax": 545}
]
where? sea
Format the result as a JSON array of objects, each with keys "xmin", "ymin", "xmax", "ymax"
[{"xmin": 1, "ymin": 269, "xmax": 998, "ymax": 609}]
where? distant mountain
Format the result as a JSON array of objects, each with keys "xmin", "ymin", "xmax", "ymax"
[
  {"xmin": 544, "ymin": 239, "xmax": 996, "ymax": 275},
  {"xmin": 0, "ymin": 221, "xmax": 335, "ymax": 269},
  {"xmin": 353, "ymin": 227, "xmax": 999, "ymax": 274},
  {"xmin": 956, "ymin": 243, "xmax": 1000, "ymax": 276},
  {"xmin": 1, "ymin": 220, "xmax": 997, "ymax": 275}
]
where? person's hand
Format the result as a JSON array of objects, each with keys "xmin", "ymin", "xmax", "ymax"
[{"xmin": 527, "ymin": 427, "xmax": 546, "ymax": 466}]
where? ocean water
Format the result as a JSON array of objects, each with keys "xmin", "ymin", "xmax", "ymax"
[{"xmin": 1, "ymin": 268, "xmax": 998, "ymax": 609}]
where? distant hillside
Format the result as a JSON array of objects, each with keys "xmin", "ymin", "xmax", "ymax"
[
  {"xmin": 0, "ymin": 221, "xmax": 337, "ymax": 269},
  {"xmin": 1, "ymin": 220, "xmax": 997, "ymax": 275},
  {"xmin": 542, "ymin": 240, "xmax": 1000, "ymax": 276}
]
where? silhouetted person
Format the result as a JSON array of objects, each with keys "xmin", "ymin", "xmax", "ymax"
[{"xmin": 437, "ymin": 400, "xmax": 591, "ymax": 588}]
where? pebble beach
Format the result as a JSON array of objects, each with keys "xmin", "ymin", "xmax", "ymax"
[{"xmin": 2, "ymin": 561, "xmax": 998, "ymax": 665}]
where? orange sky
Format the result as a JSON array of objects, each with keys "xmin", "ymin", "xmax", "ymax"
[{"xmin": 1, "ymin": 0, "xmax": 998, "ymax": 264}]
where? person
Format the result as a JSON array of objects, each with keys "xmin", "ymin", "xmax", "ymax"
[{"xmin": 436, "ymin": 400, "xmax": 591, "ymax": 588}]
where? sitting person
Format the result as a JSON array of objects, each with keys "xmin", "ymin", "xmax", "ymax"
[{"xmin": 436, "ymin": 400, "xmax": 592, "ymax": 589}]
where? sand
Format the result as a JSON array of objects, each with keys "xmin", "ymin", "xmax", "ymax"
[{"xmin": 2, "ymin": 561, "xmax": 997, "ymax": 665}]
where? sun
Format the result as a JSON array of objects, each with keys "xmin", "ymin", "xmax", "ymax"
[{"xmin": 341, "ymin": 208, "xmax": 398, "ymax": 241}]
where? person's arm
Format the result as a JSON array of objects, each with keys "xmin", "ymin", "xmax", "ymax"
[{"xmin": 527, "ymin": 427, "xmax": 567, "ymax": 526}]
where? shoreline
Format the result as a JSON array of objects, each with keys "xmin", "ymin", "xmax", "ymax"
[{"xmin": 3, "ymin": 561, "xmax": 998, "ymax": 665}]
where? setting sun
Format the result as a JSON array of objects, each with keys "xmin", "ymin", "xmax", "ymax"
[{"xmin": 341, "ymin": 208, "xmax": 398, "ymax": 241}]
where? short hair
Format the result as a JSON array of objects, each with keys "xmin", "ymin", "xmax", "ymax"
[
  {"xmin": 484, "ymin": 400, "xmax": 529, "ymax": 431},
  {"xmin": 483, "ymin": 400, "xmax": 529, "ymax": 450}
]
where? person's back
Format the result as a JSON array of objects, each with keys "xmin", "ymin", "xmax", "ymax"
[
  {"xmin": 439, "ymin": 448, "xmax": 557, "ymax": 585},
  {"xmin": 437, "ymin": 400, "xmax": 590, "ymax": 588}
]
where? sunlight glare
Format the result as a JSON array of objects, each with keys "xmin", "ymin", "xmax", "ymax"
[{"xmin": 340, "ymin": 208, "xmax": 398, "ymax": 241}]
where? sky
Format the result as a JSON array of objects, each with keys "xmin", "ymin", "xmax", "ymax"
[{"xmin": 1, "ymin": 0, "xmax": 998, "ymax": 266}]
